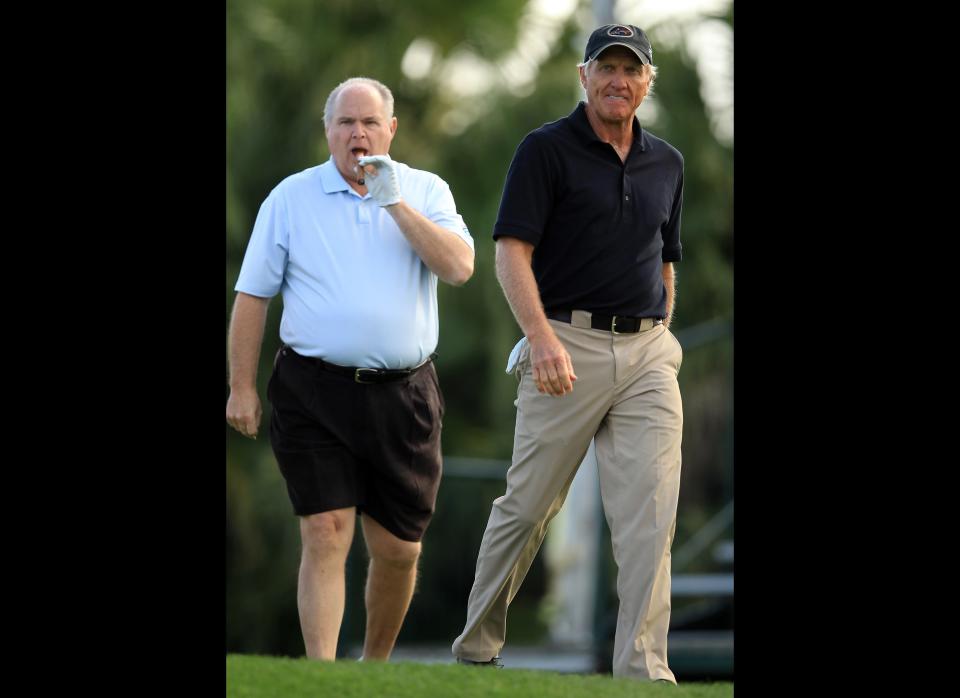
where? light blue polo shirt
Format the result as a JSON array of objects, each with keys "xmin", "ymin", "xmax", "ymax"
[{"xmin": 235, "ymin": 157, "xmax": 473, "ymax": 369}]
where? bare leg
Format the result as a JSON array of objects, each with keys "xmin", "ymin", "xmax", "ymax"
[
  {"xmin": 359, "ymin": 514, "xmax": 421, "ymax": 660},
  {"xmin": 297, "ymin": 507, "xmax": 356, "ymax": 659}
]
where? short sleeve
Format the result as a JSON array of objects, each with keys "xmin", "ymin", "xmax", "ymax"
[
  {"xmin": 661, "ymin": 166, "xmax": 683, "ymax": 263},
  {"xmin": 492, "ymin": 133, "xmax": 557, "ymax": 247},
  {"xmin": 425, "ymin": 176, "xmax": 474, "ymax": 250},
  {"xmin": 234, "ymin": 188, "xmax": 290, "ymax": 298}
]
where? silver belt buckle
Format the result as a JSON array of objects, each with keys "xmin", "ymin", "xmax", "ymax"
[
  {"xmin": 611, "ymin": 315, "xmax": 621, "ymax": 334},
  {"xmin": 355, "ymin": 368, "xmax": 379, "ymax": 384}
]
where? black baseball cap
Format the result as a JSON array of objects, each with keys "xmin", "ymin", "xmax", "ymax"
[{"xmin": 583, "ymin": 24, "xmax": 652, "ymax": 65}]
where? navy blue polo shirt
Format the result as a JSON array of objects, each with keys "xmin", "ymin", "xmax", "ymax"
[{"xmin": 493, "ymin": 101, "xmax": 683, "ymax": 318}]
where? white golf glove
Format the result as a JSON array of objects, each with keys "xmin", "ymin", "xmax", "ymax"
[{"xmin": 357, "ymin": 154, "xmax": 402, "ymax": 207}]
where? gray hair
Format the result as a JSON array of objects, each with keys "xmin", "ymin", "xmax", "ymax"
[
  {"xmin": 323, "ymin": 77, "xmax": 395, "ymax": 129},
  {"xmin": 578, "ymin": 57, "xmax": 658, "ymax": 94}
]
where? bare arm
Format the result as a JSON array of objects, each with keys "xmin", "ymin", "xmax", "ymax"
[
  {"xmin": 662, "ymin": 262, "xmax": 676, "ymax": 329},
  {"xmin": 226, "ymin": 291, "xmax": 270, "ymax": 438},
  {"xmin": 495, "ymin": 237, "xmax": 576, "ymax": 397},
  {"xmin": 386, "ymin": 201, "xmax": 474, "ymax": 286}
]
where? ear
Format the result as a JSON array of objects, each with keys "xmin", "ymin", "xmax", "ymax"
[
  {"xmin": 389, "ymin": 116, "xmax": 398, "ymax": 136},
  {"xmin": 578, "ymin": 64, "xmax": 587, "ymax": 89}
]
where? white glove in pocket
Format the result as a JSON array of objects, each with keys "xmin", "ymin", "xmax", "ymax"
[{"xmin": 505, "ymin": 337, "xmax": 528, "ymax": 374}]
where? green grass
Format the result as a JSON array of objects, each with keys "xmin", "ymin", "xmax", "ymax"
[{"xmin": 227, "ymin": 654, "xmax": 733, "ymax": 697}]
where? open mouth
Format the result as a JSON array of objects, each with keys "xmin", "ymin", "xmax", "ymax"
[{"xmin": 351, "ymin": 147, "xmax": 369, "ymax": 159}]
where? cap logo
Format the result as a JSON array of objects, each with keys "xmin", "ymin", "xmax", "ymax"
[{"xmin": 607, "ymin": 25, "xmax": 634, "ymax": 37}]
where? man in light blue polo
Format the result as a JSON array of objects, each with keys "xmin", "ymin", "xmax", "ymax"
[{"xmin": 226, "ymin": 76, "xmax": 474, "ymax": 662}]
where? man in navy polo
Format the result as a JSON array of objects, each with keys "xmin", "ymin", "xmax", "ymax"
[
  {"xmin": 227, "ymin": 77, "xmax": 474, "ymax": 662},
  {"xmin": 452, "ymin": 25, "xmax": 684, "ymax": 683}
]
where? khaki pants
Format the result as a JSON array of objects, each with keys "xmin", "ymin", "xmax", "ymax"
[{"xmin": 452, "ymin": 315, "xmax": 683, "ymax": 682}]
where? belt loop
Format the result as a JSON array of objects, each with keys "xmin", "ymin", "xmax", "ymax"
[{"xmin": 570, "ymin": 310, "xmax": 592, "ymax": 330}]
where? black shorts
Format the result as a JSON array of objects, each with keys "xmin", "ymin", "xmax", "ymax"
[{"xmin": 267, "ymin": 346, "xmax": 444, "ymax": 542}]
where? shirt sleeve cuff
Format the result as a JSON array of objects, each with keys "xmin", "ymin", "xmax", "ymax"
[
  {"xmin": 662, "ymin": 247, "xmax": 682, "ymax": 263},
  {"xmin": 492, "ymin": 224, "xmax": 541, "ymax": 245}
]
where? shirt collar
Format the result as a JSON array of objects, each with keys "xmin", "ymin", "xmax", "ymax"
[
  {"xmin": 568, "ymin": 101, "xmax": 648, "ymax": 153},
  {"xmin": 319, "ymin": 157, "xmax": 352, "ymax": 194}
]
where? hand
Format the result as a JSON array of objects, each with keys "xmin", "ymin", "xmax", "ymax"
[
  {"xmin": 528, "ymin": 332, "xmax": 577, "ymax": 397},
  {"xmin": 357, "ymin": 154, "xmax": 402, "ymax": 207},
  {"xmin": 226, "ymin": 387, "xmax": 262, "ymax": 439}
]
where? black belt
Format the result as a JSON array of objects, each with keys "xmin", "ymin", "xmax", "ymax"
[
  {"xmin": 282, "ymin": 346, "xmax": 434, "ymax": 384},
  {"xmin": 546, "ymin": 310, "xmax": 662, "ymax": 334}
]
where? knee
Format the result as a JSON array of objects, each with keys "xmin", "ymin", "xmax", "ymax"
[
  {"xmin": 371, "ymin": 539, "xmax": 421, "ymax": 570},
  {"xmin": 300, "ymin": 511, "xmax": 353, "ymax": 558},
  {"xmin": 492, "ymin": 492, "xmax": 552, "ymax": 528}
]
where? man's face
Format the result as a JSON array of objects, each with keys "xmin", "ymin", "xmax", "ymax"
[
  {"xmin": 325, "ymin": 85, "xmax": 397, "ymax": 183},
  {"xmin": 579, "ymin": 46, "xmax": 650, "ymax": 124}
]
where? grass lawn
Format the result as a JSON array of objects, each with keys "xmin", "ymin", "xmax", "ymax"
[{"xmin": 227, "ymin": 654, "xmax": 734, "ymax": 697}]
